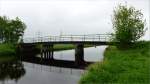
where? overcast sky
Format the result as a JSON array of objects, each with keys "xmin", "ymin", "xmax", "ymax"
[{"xmin": 0, "ymin": 0, "xmax": 149, "ymax": 40}]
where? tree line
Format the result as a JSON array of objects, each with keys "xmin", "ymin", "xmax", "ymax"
[{"xmin": 0, "ymin": 16, "xmax": 26, "ymax": 44}]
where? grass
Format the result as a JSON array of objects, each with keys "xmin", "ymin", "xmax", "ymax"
[
  {"xmin": 79, "ymin": 41, "xmax": 150, "ymax": 84},
  {"xmin": 53, "ymin": 44, "xmax": 92, "ymax": 51},
  {"xmin": 54, "ymin": 44, "xmax": 76, "ymax": 51},
  {"xmin": 0, "ymin": 44, "xmax": 16, "ymax": 62},
  {"xmin": 36, "ymin": 44, "xmax": 93, "ymax": 51}
]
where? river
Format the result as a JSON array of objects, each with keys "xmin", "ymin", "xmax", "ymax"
[{"xmin": 0, "ymin": 46, "xmax": 107, "ymax": 84}]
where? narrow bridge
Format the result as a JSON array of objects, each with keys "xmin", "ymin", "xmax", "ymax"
[{"xmin": 19, "ymin": 34, "xmax": 112, "ymax": 68}]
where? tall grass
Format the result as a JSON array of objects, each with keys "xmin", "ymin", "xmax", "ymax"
[{"xmin": 79, "ymin": 42, "xmax": 150, "ymax": 84}]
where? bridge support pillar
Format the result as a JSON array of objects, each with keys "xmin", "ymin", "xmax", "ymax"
[
  {"xmin": 75, "ymin": 44, "xmax": 84, "ymax": 65},
  {"xmin": 40, "ymin": 50, "xmax": 43, "ymax": 60},
  {"xmin": 40, "ymin": 44, "xmax": 54, "ymax": 60},
  {"xmin": 49, "ymin": 44, "xmax": 54, "ymax": 59}
]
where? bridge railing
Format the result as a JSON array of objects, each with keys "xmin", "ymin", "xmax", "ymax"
[{"xmin": 23, "ymin": 34, "xmax": 112, "ymax": 43}]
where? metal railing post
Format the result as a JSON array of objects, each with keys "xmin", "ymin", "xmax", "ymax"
[
  {"xmin": 49, "ymin": 36, "xmax": 51, "ymax": 42},
  {"xmin": 32, "ymin": 38, "xmax": 34, "ymax": 43},
  {"xmin": 98, "ymin": 35, "xmax": 100, "ymax": 41},
  {"xmin": 41, "ymin": 37, "xmax": 43, "ymax": 42},
  {"xmin": 71, "ymin": 35, "xmax": 73, "ymax": 41},
  {"xmin": 93, "ymin": 35, "xmax": 95, "ymax": 41},
  {"xmin": 83, "ymin": 35, "xmax": 85, "ymax": 41},
  {"xmin": 59, "ymin": 35, "xmax": 61, "ymax": 41},
  {"xmin": 55, "ymin": 36, "xmax": 56, "ymax": 41}
]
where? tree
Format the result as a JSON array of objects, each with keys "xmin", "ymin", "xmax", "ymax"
[
  {"xmin": 0, "ymin": 16, "xmax": 8, "ymax": 43},
  {"xmin": 112, "ymin": 4, "xmax": 146, "ymax": 49},
  {"xmin": 0, "ymin": 16, "xmax": 26, "ymax": 44},
  {"xmin": 8, "ymin": 17, "xmax": 26, "ymax": 43}
]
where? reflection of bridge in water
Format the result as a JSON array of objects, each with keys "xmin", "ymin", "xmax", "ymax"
[{"xmin": 19, "ymin": 34, "xmax": 112, "ymax": 69}]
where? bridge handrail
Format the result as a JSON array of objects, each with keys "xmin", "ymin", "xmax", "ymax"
[{"xmin": 23, "ymin": 34, "xmax": 112, "ymax": 43}]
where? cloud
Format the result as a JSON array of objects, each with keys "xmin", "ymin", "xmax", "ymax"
[{"xmin": 0, "ymin": 0, "xmax": 149, "ymax": 40}]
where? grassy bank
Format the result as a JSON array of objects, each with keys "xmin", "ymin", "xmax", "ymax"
[
  {"xmin": 54, "ymin": 44, "xmax": 92, "ymax": 51},
  {"xmin": 36, "ymin": 44, "xmax": 93, "ymax": 51},
  {"xmin": 54, "ymin": 44, "xmax": 76, "ymax": 51},
  {"xmin": 0, "ymin": 44, "xmax": 16, "ymax": 62},
  {"xmin": 79, "ymin": 42, "xmax": 150, "ymax": 84}
]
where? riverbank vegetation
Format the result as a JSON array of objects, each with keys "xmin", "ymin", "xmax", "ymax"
[
  {"xmin": 0, "ymin": 16, "xmax": 26, "ymax": 43},
  {"xmin": 79, "ymin": 4, "xmax": 149, "ymax": 84},
  {"xmin": 0, "ymin": 16, "xmax": 26, "ymax": 62},
  {"xmin": 79, "ymin": 41, "xmax": 150, "ymax": 84},
  {"xmin": 0, "ymin": 44, "xmax": 15, "ymax": 56},
  {"xmin": 0, "ymin": 44, "xmax": 17, "ymax": 62}
]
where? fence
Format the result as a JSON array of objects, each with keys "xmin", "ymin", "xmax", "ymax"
[{"xmin": 23, "ymin": 34, "xmax": 112, "ymax": 43}]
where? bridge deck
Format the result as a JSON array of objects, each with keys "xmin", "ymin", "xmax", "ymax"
[{"xmin": 22, "ymin": 34, "xmax": 113, "ymax": 45}]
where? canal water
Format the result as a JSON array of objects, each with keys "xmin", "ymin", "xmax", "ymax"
[{"xmin": 0, "ymin": 46, "xmax": 107, "ymax": 84}]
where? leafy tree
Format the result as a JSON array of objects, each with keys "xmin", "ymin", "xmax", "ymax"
[
  {"xmin": 112, "ymin": 4, "xmax": 146, "ymax": 48},
  {"xmin": 8, "ymin": 17, "xmax": 26, "ymax": 43},
  {"xmin": 0, "ymin": 16, "xmax": 26, "ymax": 44}
]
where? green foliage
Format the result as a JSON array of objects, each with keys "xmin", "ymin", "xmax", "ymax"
[
  {"xmin": 79, "ymin": 42, "xmax": 150, "ymax": 84},
  {"xmin": 0, "ymin": 16, "xmax": 26, "ymax": 44},
  {"xmin": 112, "ymin": 4, "xmax": 146, "ymax": 48},
  {"xmin": 0, "ymin": 44, "xmax": 16, "ymax": 56}
]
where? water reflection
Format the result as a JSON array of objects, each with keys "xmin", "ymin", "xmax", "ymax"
[
  {"xmin": 0, "ymin": 46, "xmax": 107, "ymax": 84},
  {"xmin": 0, "ymin": 61, "xmax": 26, "ymax": 82},
  {"xmin": 54, "ymin": 46, "xmax": 107, "ymax": 62}
]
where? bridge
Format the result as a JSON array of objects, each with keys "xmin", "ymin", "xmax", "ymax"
[{"xmin": 19, "ymin": 34, "xmax": 112, "ymax": 68}]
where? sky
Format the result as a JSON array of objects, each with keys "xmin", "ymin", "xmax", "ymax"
[{"xmin": 0, "ymin": 0, "xmax": 149, "ymax": 40}]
